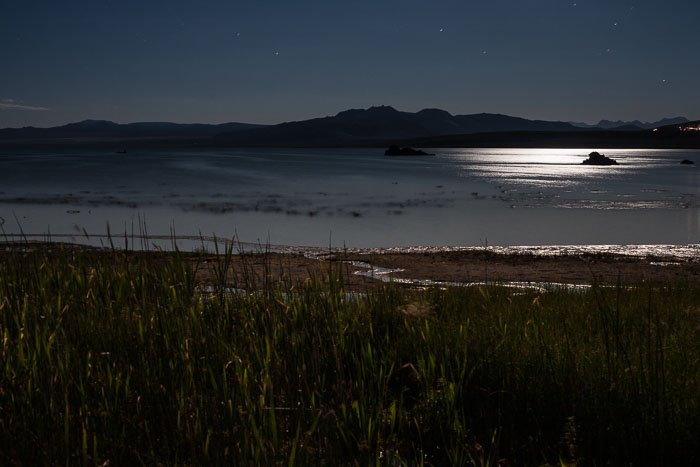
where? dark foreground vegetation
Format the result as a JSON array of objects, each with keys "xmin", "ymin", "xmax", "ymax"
[{"xmin": 0, "ymin": 245, "xmax": 698, "ymax": 465}]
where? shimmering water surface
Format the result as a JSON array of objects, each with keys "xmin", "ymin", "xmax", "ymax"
[{"xmin": 1, "ymin": 147, "xmax": 698, "ymax": 248}]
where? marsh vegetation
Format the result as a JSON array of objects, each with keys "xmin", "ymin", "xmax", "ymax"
[{"xmin": 0, "ymin": 243, "xmax": 698, "ymax": 464}]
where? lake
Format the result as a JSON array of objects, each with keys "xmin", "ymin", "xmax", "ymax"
[{"xmin": 1, "ymin": 147, "xmax": 699, "ymax": 249}]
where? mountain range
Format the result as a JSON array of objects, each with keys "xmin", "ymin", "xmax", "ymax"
[
  {"xmin": 569, "ymin": 117, "xmax": 689, "ymax": 131},
  {"xmin": 212, "ymin": 106, "xmax": 581, "ymax": 146},
  {"xmin": 0, "ymin": 107, "xmax": 696, "ymax": 148}
]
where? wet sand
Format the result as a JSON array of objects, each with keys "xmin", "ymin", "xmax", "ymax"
[
  {"xmin": 337, "ymin": 250, "xmax": 700, "ymax": 286},
  {"xmin": 3, "ymin": 241, "xmax": 699, "ymax": 291}
]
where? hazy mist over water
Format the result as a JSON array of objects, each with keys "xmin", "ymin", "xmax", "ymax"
[{"xmin": 1, "ymin": 148, "xmax": 699, "ymax": 249}]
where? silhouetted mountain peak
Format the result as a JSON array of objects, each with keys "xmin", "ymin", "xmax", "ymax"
[
  {"xmin": 64, "ymin": 119, "xmax": 119, "ymax": 128},
  {"xmin": 367, "ymin": 105, "xmax": 399, "ymax": 113},
  {"xmin": 335, "ymin": 105, "xmax": 400, "ymax": 119}
]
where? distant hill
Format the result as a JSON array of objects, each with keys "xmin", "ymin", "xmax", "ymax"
[
  {"xmin": 213, "ymin": 106, "xmax": 582, "ymax": 146},
  {"xmin": 0, "ymin": 120, "xmax": 265, "ymax": 142},
  {"xmin": 569, "ymin": 117, "xmax": 689, "ymax": 130}
]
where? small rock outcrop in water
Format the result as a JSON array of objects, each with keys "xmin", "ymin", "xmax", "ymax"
[
  {"xmin": 581, "ymin": 151, "xmax": 618, "ymax": 165},
  {"xmin": 385, "ymin": 145, "xmax": 433, "ymax": 156},
  {"xmin": 680, "ymin": 159, "xmax": 694, "ymax": 165}
]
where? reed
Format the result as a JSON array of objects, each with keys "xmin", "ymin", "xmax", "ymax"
[{"xmin": 0, "ymin": 243, "xmax": 698, "ymax": 465}]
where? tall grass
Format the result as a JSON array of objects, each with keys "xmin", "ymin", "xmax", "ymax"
[{"xmin": 0, "ymin": 244, "xmax": 698, "ymax": 465}]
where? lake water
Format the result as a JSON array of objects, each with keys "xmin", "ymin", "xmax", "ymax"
[{"xmin": 1, "ymin": 147, "xmax": 699, "ymax": 250}]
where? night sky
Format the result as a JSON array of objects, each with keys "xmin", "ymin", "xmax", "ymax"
[{"xmin": 2, "ymin": 0, "xmax": 699, "ymax": 128}]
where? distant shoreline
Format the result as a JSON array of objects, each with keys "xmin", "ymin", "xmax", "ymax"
[{"xmin": 1, "ymin": 130, "xmax": 700, "ymax": 150}]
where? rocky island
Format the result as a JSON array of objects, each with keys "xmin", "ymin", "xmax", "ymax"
[
  {"xmin": 385, "ymin": 145, "xmax": 434, "ymax": 156},
  {"xmin": 581, "ymin": 151, "xmax": 618, "ymax": 165}
]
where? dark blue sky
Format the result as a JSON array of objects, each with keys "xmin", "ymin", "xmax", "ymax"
[{"xmin": 2, "ymin": 0, "xmax": 698, "ymax": 127}]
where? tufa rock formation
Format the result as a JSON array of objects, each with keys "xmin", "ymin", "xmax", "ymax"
[{"xmin": 582, "ymin": 151, "xmax": 618, "ymax": 165}]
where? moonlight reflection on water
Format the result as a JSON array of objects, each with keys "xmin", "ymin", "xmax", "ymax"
[{"xmin": 0, "ymin": 147, "xmax": 698, "ymax": 248}]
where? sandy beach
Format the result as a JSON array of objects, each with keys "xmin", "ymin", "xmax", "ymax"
[{"xmin": 4, "ymin": 241, "xmax": 698, "ymax": 290}]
